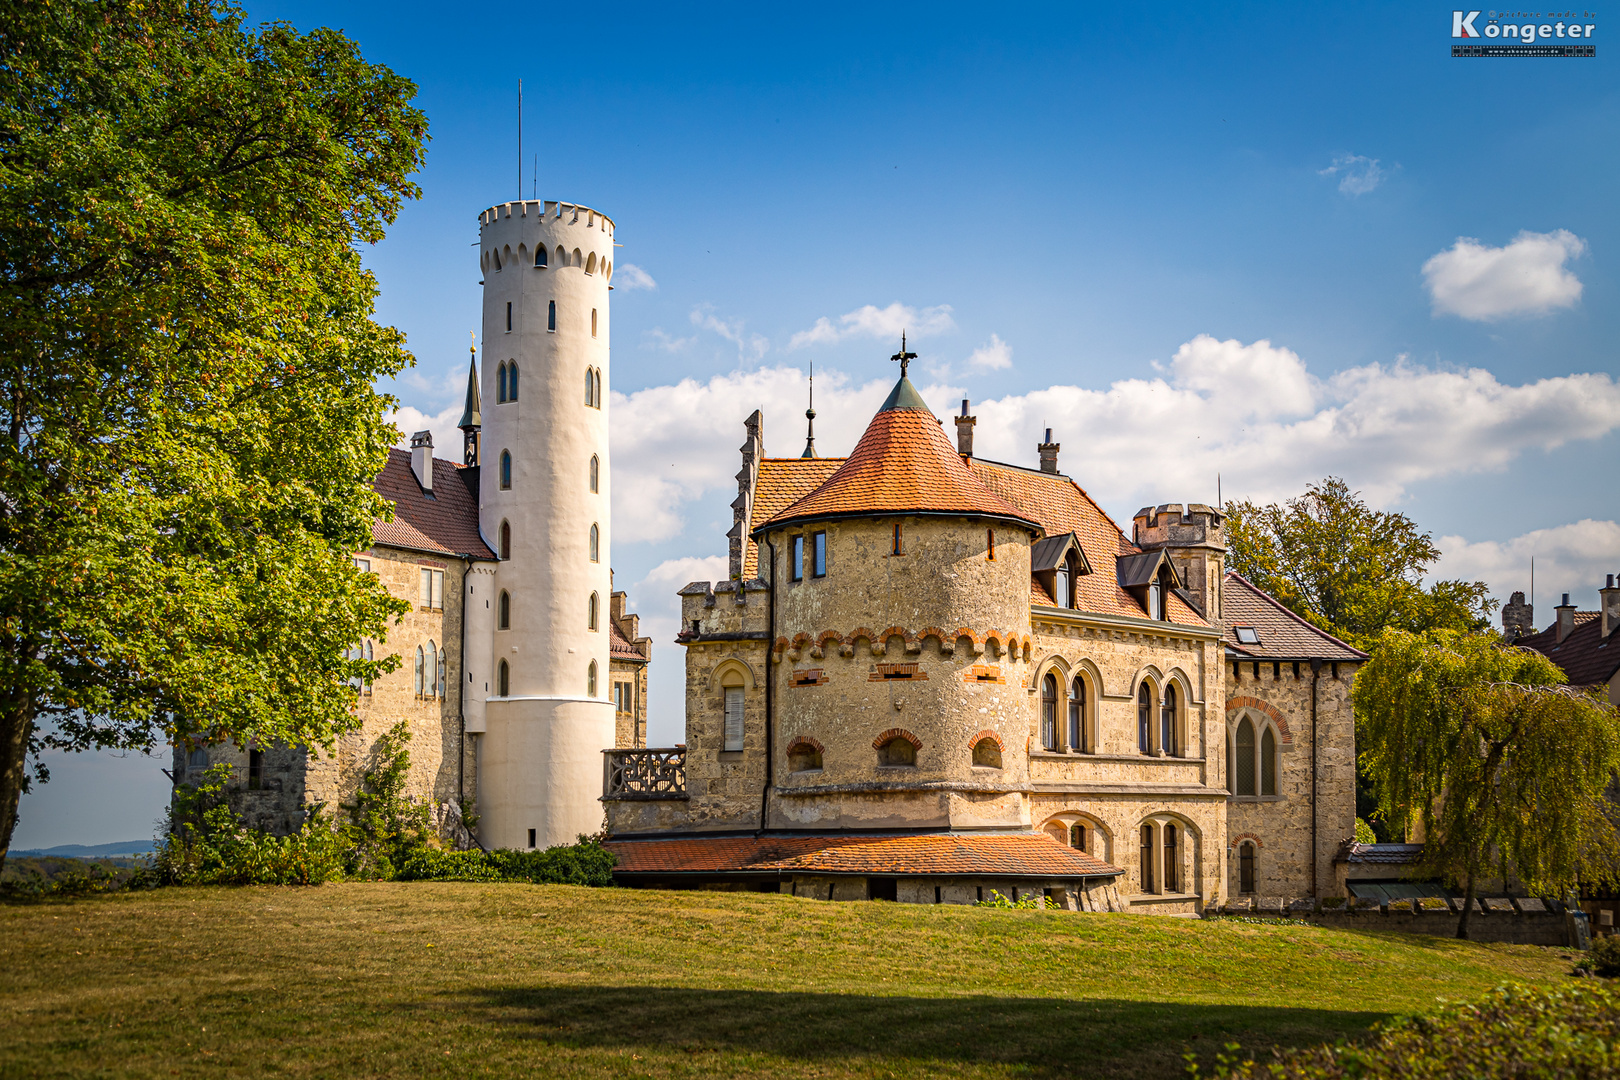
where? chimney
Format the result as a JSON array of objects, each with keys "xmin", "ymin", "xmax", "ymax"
[
  {"xmin": 1602, "ymin": 574, "xmax": 1620, "ymax": 639},
  {"xmin": 1555, "ymin": 592, "xmax": 1575, "ymax": 644},
  {"xmin": 1501, "ymin": 590, "xmax": 1534, "ymax": 641},
  {"xmin": 410, "ymin": 430, "xmax": 434, "ymax": 492},
  {"xmin": 1038, "ymin": 428, "xmax": 1060, "ymax": 474},
  {"xmin": 955, "ymin": 399, "xmax": 976, "ymax": 457}
]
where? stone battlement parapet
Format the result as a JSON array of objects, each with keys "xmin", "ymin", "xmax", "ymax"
[{"xmin": 1132, "ymin": 502, "xmax": 1225, "ymax": 550}]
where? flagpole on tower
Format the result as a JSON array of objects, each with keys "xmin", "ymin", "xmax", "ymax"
[{"xmin": 517, "ymin": 79, "xmax": 523, "ymax": 200}]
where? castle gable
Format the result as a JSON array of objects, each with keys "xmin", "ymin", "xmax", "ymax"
[
  {"xmin": 372, "ymin": 449, "xmax": 495, "ymax": 560},
  {"xmin": 1221, "ymin": 571, "xmax": 1365, "ymax": 660}
]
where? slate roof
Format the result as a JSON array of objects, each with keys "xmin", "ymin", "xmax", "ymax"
[
  {"xmin": 606, "ymin": 832, "xmax": 1122, "ymax": 879},
  {"xmin": 1221, "ymin": 571, "xmax": 1366, "ymax": 661},
  {"xmin": 371, "ymin": 449, "xmax": 496, "ymax": 560},
  {"xmin": 756, "ymin": 378, "xmax": 1039, "ymax": 536},
  {"xmin": 1515, "ymin": 612, "xmax": 1620, "ymax": 688}
]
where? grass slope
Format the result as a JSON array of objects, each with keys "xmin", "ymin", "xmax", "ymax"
[{"xmin": 0, "ymin": 884, "xmax": 1569, "ymax": 1079}]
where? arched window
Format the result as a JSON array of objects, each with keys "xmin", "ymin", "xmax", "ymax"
[
  {"xmin": 1234, "ymin": 718, "xmax": 1257, "ymax": 796},
  {"xmin": 877, "ymin": 736, "xmax": 916, "ymax": 768},
  {"xmin": 788, "ymin": 740, "xmax": 822, "ymax": 772},
  {"xmin": 497, "ymin": 362, "xmax": 508, "ymax": 403},
  {"xmin": 1041, "ymin": 674, "xmax": 1059, "ymax": 751},
  {"xmin": 534, "ymin": 245, "xmax": 547, "ymax": 268},
  {"xmin": 1161, "ymin": 683, "xmax": 1178, "ymax": 756},
  {"xmin": 414, "ymin": 646, "xmax": 424, "ymax": 697},
  {"xmin": 589, "ymin": 523, "xmax": 599, "ymax": 562},
  {"xmin": 1069, "ymin": 676, "xmax": 1086, "ymax": 752},
  {"xmin": 548, "ymin": 300, "xmax": 556, "ymax": 332},
  {"xmin": 1239, "ymin": 841, "xmax": 1256, "ymax": 894},
  {"xmin": 588, "ymin": 591, "xmax": 599, "ymax": 630},
  {"xmin": 1140, "ymin": 824, "xmax": 1155, "ymax": 893},
  {"xmin": 572, "ymin": 247, "xmax": 582, "ymax": 267},
  {"xmin": 986, "ymin": 528, "xmax": 995, "ymax": 560},
  {"xmin": 492, "ymin": 248, "xmax": 502, "ymax": 272},
  {"xmin": 586, "ymin": 251, "xmax": 597, "ymax": 274},
  {"xmin": 499, "ymin": 450, "xmax": 511, "ymax": 490},
  {"xmin": 507, "ymin": 361, "xmax": 517, "ymax": 401},
  {"xmin": 1261, "ymin": 727, "xmax": 1278, "ymax": 796},
  {"xmin": 499, "ymin": 521, "xmax": 511, "ymax": 560},
  {"xmin": 498, "ymin": 659, "xmax": 509, "ymax": 697},
  {"xmin": 585, "ymin": 367, "xmax": 594, "ymax": 406},
  {"xmin": 1163, "ymin": 824, "xmax": 1179, "ymax": 892},
  {"xmin": 722, "ymin": 674, "xmax": 745, "ymax": 752},
  {"xmin": 1069, "ymin": 823, "xmax": 1087, "ymax": 852},
  {"xmin": 587, "ymin": 660, "xmax": 598, "ymax": 697},
  {"xmin": 591, "ymin": 308, "xmax": 597, "ymax": 337},
  {"xmin": 425, "ymin": 641, "xmax": 437, "ymax": 699},
  {"xmin": 1137, "ymin": 683, "xmax": 1152, "ymax": 753},
  {"xmin": 594, "ymin": 368, "xmax": 603, "ymax": 407},
  {"xmin": 589, "ymin": 455, "xmax": 599, "ymax": 493},
  {"xmin": 555, "ymin": 244, "xmax": 566, "ymax": 267},
  {"xmin": 498, "ymin": 590, "xmax": 510, "ymax": 630},
  {"xmin": 972, "ymin": 737, "xmax": 1002, "ymax": 769},
  {"xmin": 437, "ymin": 646, "xmax": 447, "ymax": 699}
]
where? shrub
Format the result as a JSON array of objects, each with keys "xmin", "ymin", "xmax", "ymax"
[
  {"xmin": 155, "ymin": 763, "xmax": 345, "ymax": 886},
  {"xmin": 974, "ymin": 889, "xmax": 1053, "ymax": 910},
  {"xmin": 1354, "ymin": 818, "xmax": 1376, "ymax": 844},
  {"xmin": 1588, "ymin": 935, "xmax": 1620, "ymax": 978},
  {"xmin": 397, "ymin": 837, "xmax": 616, "ymax": 887},
  {"xmin": 1197, "ymin": 984, "xmax": 1620, "ymax": 1078},
  {"xmin": 342, "ymin": 721, "xmax": 434, "ymax": 880}
]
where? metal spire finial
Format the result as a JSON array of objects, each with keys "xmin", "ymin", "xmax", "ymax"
[
  {"xmin": 802, "ymin": 361, "xmax": 818, "ymax": 458},
  {"xmin": 889, "ymin": 330, "xmax": 917, "ymax": 380}
]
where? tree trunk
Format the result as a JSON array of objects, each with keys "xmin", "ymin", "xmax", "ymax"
[
  {"xmin": 1456, "ymin": 870, "xmax": 1476, "ymax": 940},
  {"xmin": 0, "ymin": 695, "xmax": 35, "ymax": 876}
]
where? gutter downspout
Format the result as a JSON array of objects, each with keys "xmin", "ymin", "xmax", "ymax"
[
  {"xmin": 457, "ymin": 556, "xmax": 469, "ymax": 849},
  {"xmin": 760, "ymin": 540, "xmax": 777, "ymax": 834},
  {"xmin": 1310, "ymin": 657, "xmax": 1322, "ymax": 897}
]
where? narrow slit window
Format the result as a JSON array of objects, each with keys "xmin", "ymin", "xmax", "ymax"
[
  {"xmin": 588, "ymin": 591, "xmax": 599, "ymax": 630},
  {"xmin": 499, "ymin": 450, "xmax": 511, "ymax": 490},
  {"xmin": 987, "ymin": 529, "xmax": 995, "ymax": 560},
  {"xmin": 587, "ymin": 660, "xmax": 597, "ymax": 697},
  {"xmin": 498, "ymin": 659, "xmax": 510, "ymax": 697},
  {"xmin": 499, "ymin": 521, "xmax": 511, "ymax": 560},
  {"xmin": 891, "ymin": 522, "xmax": 903, "ymax": 555},
  {"xmin": 589, "ymin": 455, "xmax": 599, "ymax": 493},
  {"xmin": 589, "ymin": 523, "xmax": 599, "ymax": 562},
  {"xmin": 591, "ymin": 308, "xmax": 597, "ymax": 337},
  {"xmin": 790, "ymin": 535, "xmax": 803, "ymax": 582},
  {"xmin": 505, "ymin": 301, "xmax": 512, "ymax": 333},
  {"xmin": 723, "ymin": 686, "xmax": 744, "ymax": 751},
  {"xmin": 812, "ymin": 531, "xmax": 827, "ymax": 578},
  {"xmin": 498, "ymin": 590, "xmax": 510, "ymax": 630},
  {"xmin": 248, "ymin": 748, "xmax": 263, "ymax": 790},
  {"xmin": 548, "ymin": 299, "xmax": 556, "ymax": 332}
]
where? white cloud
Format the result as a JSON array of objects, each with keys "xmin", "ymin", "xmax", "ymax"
[
  {"xmin": 643, "ymin": 328, "xmax": 695, "ymax": 352},
  {"xmin": 616, "ymin": 263, "xmax": 657, "ymax": 290},
  {"xmin": 1318, "ymin": 153, "xmax": 1385, "ymax": 196},
  {"xmin": 967, "ymin": 334, "xmax": 1013, "ymax": 371},
  {"xmin": 386, "ymin": 403, "xmax": 463, "ymax": 457},
  {"xmin": 608, "ymin": 336, "xmax": 1620, "ymax": 546},
  {"xmin": 1435, "ymin": 520, "xmax": 1620, "ymax": 612},
  {"xmin": 788, "ymin": 302, "xmax": 955, "ymax": 350},
  {"xmin": 690, "ymin": 305, "xmax": 769, "ymax": 364},
  {"xmin": 1423, "ymin": 229, "xmax": 1586, "ymax": 321}
]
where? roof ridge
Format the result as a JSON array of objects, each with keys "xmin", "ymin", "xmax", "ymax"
[
  {"xmin": 971, "ymin": 458, "xmax": 1139, "ymax": 553},
  {"xmin": 1223, "ymin": 570, "xmax": 1368, "ymax": 658}
]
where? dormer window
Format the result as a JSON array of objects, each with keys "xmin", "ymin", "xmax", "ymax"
[
  {"xmin": 1031, "ymin": 532, "xmax": 1090, "ymax": 611},
  {"xmin": 1147, "ymin": 581, "xmax": 1163, "ymax": 621},
  {"xmin": 1116, "ymin": 550, "xmax": 1178, "ymax": 622},
  {"xmin": 1234, "ymin": 626, "xmax": 1260, "ymax": 645},
  {"xmin": 1054, "ymin": 566, "xmax": 1070, "ymax": 609}
]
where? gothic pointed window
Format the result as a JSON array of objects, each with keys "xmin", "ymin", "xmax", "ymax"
[
  {"xmin": 1261, "ymin": 727, "xmax": 1278, "ymax": 796},
  {"xmin": 548, "ymin": 300, "xmax": 556, "ymax": 332},
  {"xmin": 498, "ymin": 659, "xmax": 509, "ymax": 697},
  {"xmin": 588, "ymin": 591, "xmax": 599, "ymax": 630},
  {"xmin": 1140, "ymin": 824, "xmax": 1155, "ymax": 893},
  {"xmin": 1161, "ymin": 683, "xmax": 1178, "ymax": 756},
  {"xmin": 589, "ymin": 455, "xmax": 599, "ymax": 493},
  {"xmin": 1069, "ymin": 676, "xmax": 1086, "ymax": 752},
  {"xmin": 535, "ymin": 245, "xmax": 547, "ymax": 267},
  {"xmin": 589, "ymin": 523, "xmax": 599, "ymax": 562},
  {"xmin": 437, "ymin": 647, "xmax": 447, "ymax": 699},
  {"xmin": 585, "ymin": 367, "xmax": 594, "ymax": 406},
  {"xmin": 1234, "ymin": 718, "xmax": 1257, "ymax": 796},
  {"xmin": 498, "ymin": 590, "xmax": 510, "ymax": 630},
  {"xmin": 499, "ymin": 521, "xmax": 511, "ymax": 560},
  {"xmin": 414, "ymin": 646, "xmax": 425, "ymax": 697},
  {"xmin": 1041, "ymin": 674, "xmax": 1059, "ymax": 751},
  {"xmin": 1137, "ymin": 684, "xmax": 1152, "ymax": 753},
  {"xmin": 587, "ymin": 660, "xmax": 598, "ymax": 697},
  {"xmin": 497, "ymin": 362, "xmax": 507, "ymax": 403},
  {"xmin": 1163, "ymin": 824, "xmax": 1179, "ymax": 892},
  {"xmin": 499, "ymin": 450, "xmax": 511, "ymax": 490},
  {"xmin": 1239, "ymin": 841, "xmax": 1256, "ymax": 894},
  {"xmin": 425, "ymin": 641, "xmax": 437, "ymax": 699}
]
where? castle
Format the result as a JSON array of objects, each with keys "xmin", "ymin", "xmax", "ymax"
[{"xmin": 176, "ymin": 197, "xmax": 1366, "ymax": 912}]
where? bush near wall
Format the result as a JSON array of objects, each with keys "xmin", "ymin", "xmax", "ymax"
[
  {"xmin": 1201, "ymin": 984, "xmax": 1620, "ymax": 1079},
  {"xmin": 397, "ymin": 840, "xmax": 617, "ymax": 887}
]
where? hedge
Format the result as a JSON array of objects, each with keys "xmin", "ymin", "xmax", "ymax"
[
  {"xmin": 397, "ymin": 838, "xmax": 616, "ymax": 886},
  {"xmin": 1203, "ymin": 983, "xmax": 1620, "ymax": 1078}
]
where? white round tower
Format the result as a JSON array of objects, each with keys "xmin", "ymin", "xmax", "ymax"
[{"xmin": 474, "ymin": 199, "xmax": 616, "ymax": 850}]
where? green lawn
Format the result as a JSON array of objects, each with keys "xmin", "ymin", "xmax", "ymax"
[{"xmin": 0, "ymin": 883, "xmax": 1573, "ymax": 1079}]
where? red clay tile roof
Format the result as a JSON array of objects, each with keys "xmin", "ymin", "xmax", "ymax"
[
  {"xmin": 606, "ymin": 832, "xmax": 1121, "ymax": 878},
  {"xmin": 971, "ymin": 459, "xmax": 1204, "ymax": 627},
  {"xmin": 609, "ymin": 617, "xmax": 649, "ymax": 662},
  {"xmin": 371, "ymin": 449, "xmax": 496, "ymax": 560},
  {"xmin": 1221, "ymin": 572, "xmax": 1366, "ymax": 661},
  {"xmin": 743, "ymin": 457, "xmax": 846, "ymax": 577},
  {"xmin": 1516, "ymin": 612, "xmax": 1620, "ymax": 688},
  {"xmin": 756, "ymin": 380, "xmax": 1039, "ymax": 535}
]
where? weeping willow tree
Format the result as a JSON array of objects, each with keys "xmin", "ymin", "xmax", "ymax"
[{"xmin": 1354, "ymin": 629, "xmax": 1620, "ymax": 938}]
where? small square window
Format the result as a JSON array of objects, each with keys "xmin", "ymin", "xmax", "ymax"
[{"xmin": 1234, "ymin": 626, "xmax": 1260, "ymax": 645}]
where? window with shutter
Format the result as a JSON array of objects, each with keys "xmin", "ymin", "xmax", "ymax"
[{"xmin": 723, "ymin": 686, "xmax": 744, "ymax": 752}]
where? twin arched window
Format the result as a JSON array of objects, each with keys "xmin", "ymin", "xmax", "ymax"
[
  {"xmin": 584, "ymin": 367, "xmax": 602, "ymax": 408},
  {"xmin": 1136, "ymin": 681, "xmax": 1180, "ymax": 756},
  {"xmin": 1140, "ymin": 820, "xmax": 1182, "ymax": 894},
  {"xmin": 497, "ymin": 360, "xmax": 518, "ymax": 403},
  {"xmin": 1040, "ymin": 671, "xmax": 1092, "ymax": 753},
  {"xmin": 589, "ymin": 455, "xmax": 599, "ymax": 493},
  {"xmin": 1232, "ymin": 717, "xmax": 1279, "ymax": 797},
  {"xmin": 415, "ymin": 641, "xmax": 443, "ymax": 699},
  {"xmin": 588, "ymin": 523, "xmax": 599, "ymax": 562},
  {"xmin": 499, "ymin": 450, "xmax": 512, "ymax": 490},
  {"xmin": 498, "ymin": 590, "xmax": 510, "ymax": 630}
]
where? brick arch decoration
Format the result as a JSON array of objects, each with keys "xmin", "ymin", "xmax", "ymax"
[
  {"xmin": 785, "ymin": 735, "xmax": 825, "ymax": 755},
  {"xmin": 1226, "ymin": 696, "xmax": 1293, "ymax": 743},
  {"xmin": 968, "ymin": 729, "xmax": 1004, "ymax": 751},
  {"xmin": 872, "ymin": 727, "xmax": 923, "ymax": 750},
  {"xmin": 771, "ymin": 626, "xmax": 1030, "ymax": 662},
  {"xmin": 1229, "ymin": 832, "xmax": 1265, "ymax": 849},
  {"xmin": 917, "ymin": 626, "xmax": 954, "ymax": 654}
]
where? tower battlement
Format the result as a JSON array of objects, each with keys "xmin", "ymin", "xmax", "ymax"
[
  {"xmin": 479, "ymin": 200, "xmax": 617, "ymax": 282},
  {"xmin": 1133, "ymin": 503, "xmax": 1226, "ymax": 622}
]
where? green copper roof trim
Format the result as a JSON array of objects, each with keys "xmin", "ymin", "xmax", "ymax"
[{"xmin": 879, "ymin": 376, "xmax": 931, "ymax": 412}]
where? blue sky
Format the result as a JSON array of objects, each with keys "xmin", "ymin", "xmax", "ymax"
[{"xmin": 14, "ymin": 1, "xmax": 1618, "ymax": 849}]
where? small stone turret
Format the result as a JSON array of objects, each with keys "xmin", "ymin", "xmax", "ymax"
[
  {"xmin": 1502, "ymin": 590, "xmax": 1534, "ymax": 641},
  {"xmin": 955, "ymin": 399, "xmax": 976, "ymax": 457},
  {"xmin": 1038, "ymin": 428, "xmax": 1059, "ymax": 473},
  {"xmin": 1132, "ymin": 503, "xmax": 1226, "ymax": 621}
]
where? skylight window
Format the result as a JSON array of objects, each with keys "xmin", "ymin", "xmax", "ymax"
[{"xmin": 1234, "ymin": 626, "xmax": 1260, "ymax": 645}]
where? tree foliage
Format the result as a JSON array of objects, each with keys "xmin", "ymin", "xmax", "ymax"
[
  {"xmin": 1225, "ymin": 478, "xmax": 1494, "ymax": 649},
  {"xmin": 1353, "ymin": 629, "xmax": 1620, "ymax": 936},
  {"xmin": 0, "ymin": 0, "xmax": 427, "ymax": 867}
]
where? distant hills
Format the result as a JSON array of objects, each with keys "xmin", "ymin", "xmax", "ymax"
[{"xmin": 12, "ymin": 840, "xmax": 155, "ymax": 858}]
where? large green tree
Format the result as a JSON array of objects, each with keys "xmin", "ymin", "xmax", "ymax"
[
  {"xmin": 1224, "ymin": 477, "xmax": 1493, "ymax": 649},
  {"xmin": 0, "ymin": 0, "xmax": 426, "ymax": 868},
  {"xmin": 1354, "ymin": 629, "xmax": 1620, "ymax": 938}
]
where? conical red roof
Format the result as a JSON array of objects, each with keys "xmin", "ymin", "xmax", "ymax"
[{"xmin": 755, "ymin": 378, "xmax": 1041, "ymax": 534}]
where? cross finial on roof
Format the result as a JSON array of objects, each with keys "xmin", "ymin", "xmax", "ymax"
[{"xmin": 889, "ymin": 331, "xmax": 917, "ymax": 380}]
